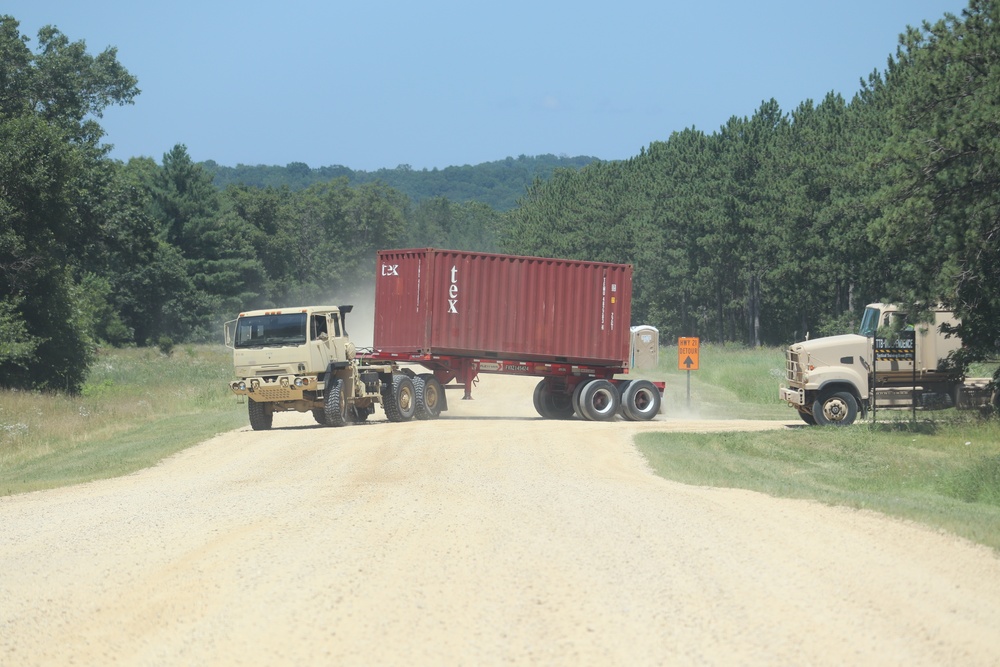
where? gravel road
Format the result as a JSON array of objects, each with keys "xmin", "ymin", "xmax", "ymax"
[{"xmin": 2, "ymin": 375, "xmax": 999, "ymax": 666}]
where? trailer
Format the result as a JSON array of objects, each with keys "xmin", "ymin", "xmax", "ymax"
[{"xmin": 367, "ymin": 249, "xmax": 664, "ymax": 421}]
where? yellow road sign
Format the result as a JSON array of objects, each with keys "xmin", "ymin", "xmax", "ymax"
[{"xmin": 678, "ymin": 337, "xmax": 700, "ymax": 371}]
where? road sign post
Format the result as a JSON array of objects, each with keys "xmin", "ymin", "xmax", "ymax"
[{"xmin": 678, "ymin": 337, "xmax": 700, "ymax": 409}]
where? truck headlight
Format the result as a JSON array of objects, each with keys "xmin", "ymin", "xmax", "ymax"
[
  {"xmin": 237, "ymin": 381, "xmax": 246, "ymax": 391},
  {"xmin": 294, "ymin": 377, "xmax": 304, "ymax": 387}
]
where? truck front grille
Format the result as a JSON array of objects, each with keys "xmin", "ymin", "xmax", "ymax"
[{"xmin": 786, "ymin": 350, "xmax": 803, "ymax": 383}]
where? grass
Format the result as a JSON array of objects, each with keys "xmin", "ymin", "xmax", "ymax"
[
  {"xmin": 0, "ymin": 345, "xmax": 246, "ymax": 495},
  {"xmin": 640, "ymin": 343, "xmax": 1000, "ymax": 551}
]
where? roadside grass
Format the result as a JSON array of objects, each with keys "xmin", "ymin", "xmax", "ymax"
[
  {"xmin": 0, "ymin": 345, "xmax": 245, "ymax": 496},
  {"xmin": 641, "ymin": 344, "xmax": 1000, "ymax": 551},
  {"xmin": 656, "ymin": 342, "xmax": 791, "ymax": 419}
]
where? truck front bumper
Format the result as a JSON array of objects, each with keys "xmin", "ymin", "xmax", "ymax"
[
  {"xmin": 780, "ymin": 386, "xmax": 806, "ymax": 406},
  {"xmin": 230, "ymin": 375, "xmax": 319, "ymax": 402}
]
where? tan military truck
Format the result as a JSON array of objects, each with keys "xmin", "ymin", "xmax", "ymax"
[
  {"xmin": 224, "ymin": 305, "xmax": 445, "ymax": 430},
  {"xmin": 779, "ymin": 303, "xmax": 996, "ymax": 426}
]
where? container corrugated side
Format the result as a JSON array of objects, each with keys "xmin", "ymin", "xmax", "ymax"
[{"xmin": 374, "ymin": 249, "xmax": 632, "ymax": 366}]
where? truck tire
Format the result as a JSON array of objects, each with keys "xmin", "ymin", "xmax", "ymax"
[
  {"xmin": 384, "ymin": 374, "xmax": 416, "ymax": 422},
  {"xmin": 578, "ymin": 379, "xmax": 621, "ymax": 421},
  {"xmin": 248, "ymin": 400, "xmax": 273, "ymax": 431},
  {"xmin": 324, "ymin": 378, "xmax": 349, "ymax": 427},
  {"xmin": 415, "ymin": 374, "xmax": 445, "ymax": 420},
  {"xmin": 798, "ymin": 409, "xmax": 817, "ymax": 425},
  {"xmin": 312, "ymin": 409, "xmax": 329, "ymax": 426},
  {"xmin": 621, "ymin": 380, "xmax": 661, "ymax": 421},
  {"xmin": 812, "ymin": 391, "xmax": 858, "ymax": 426}
]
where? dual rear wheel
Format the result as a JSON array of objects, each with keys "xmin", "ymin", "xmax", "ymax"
[{"xmin": 533, "ymin": 378, "xmax": 661, "ymax": 422}]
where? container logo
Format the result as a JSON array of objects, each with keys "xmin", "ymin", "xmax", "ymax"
[
  {"xmin": 448, "ymin": 265, "xmax": 459, "ymax": 314},
  {"xmin": 381, "ymin": 263, "xmax": 399, "ymax": 276}
]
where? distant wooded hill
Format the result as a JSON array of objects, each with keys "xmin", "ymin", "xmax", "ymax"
[{"xmin": 201, "ymin": 154, "xmax": 599, "ymax": 211}]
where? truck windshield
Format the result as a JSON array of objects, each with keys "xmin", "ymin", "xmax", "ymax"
[
  {"xmin": 858, "ymin": 307, "xmax": 880, "ymax": 337},
  {"xmin": 234, "ymin": 313, "xmax": 307, "ymax": 348}
]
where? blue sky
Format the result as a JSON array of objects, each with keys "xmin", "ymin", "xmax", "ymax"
[{"xmin": 6, "ymin": 1, "xmax": 968, "ymax": 171}]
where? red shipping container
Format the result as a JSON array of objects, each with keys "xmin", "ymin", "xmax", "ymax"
[{"xmin": 374, "ymin": 249, "xmax": 633, "ymax": 366}]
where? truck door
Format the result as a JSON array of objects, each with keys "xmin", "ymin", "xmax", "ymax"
[{"xmin": 308, "ymin": 313, "xmax": 332, "ymax": 372}]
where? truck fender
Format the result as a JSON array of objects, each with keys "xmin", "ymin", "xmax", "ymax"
[
  {"xmin": 322, "ymin": 361, "xmax": 351, "ymax": 389},
  {"xmin": 812, "ymin": 380, "xmax": 866, "ymax": 417}
]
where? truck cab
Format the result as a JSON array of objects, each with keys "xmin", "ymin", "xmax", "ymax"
[{"xmin": 225, "ymin": 306, "xmax": 359, "ymax": 428}]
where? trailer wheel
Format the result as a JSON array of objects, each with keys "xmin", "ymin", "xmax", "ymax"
[
  {"xmin": 384, "ymin": 374, "xmax": 416, "ymax": 422},
  {"xmin": 248, "ymin": 400, "xmax": 273, "ymax": 431},
  {"xmin": 621, "ymin": 380, "xmax": 661, "ymax": 421},
  {"xmin": 572, "ymin": 380, "xmax": 590, "ymax": 418},
  {"xmin": 532, "ymin": 380, "xmax": 575, "ymax": 419},
  {"xmin": 415, "ymin": 374, "xmax": 445, "ymax": 420},
  {"xmin": 324, "ymin": 378, "xmax": 349, "ymax": 427},
  {"xmin": 812, "ymin": 391, "xmax": 858, "ymax": 426},
  {"xmin": 578, "ymin": 379, "xmax": 621, "ymax": 421},
  {"xmin": 547, "ymin": 390, "xmax": 575, "ymax": 419}
]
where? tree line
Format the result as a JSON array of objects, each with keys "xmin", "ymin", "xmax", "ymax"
[
  {"xmin": 204, "ymin": 154, "xmax": 598, "ymax": 211},
  {"xmin": 2, "ymin": 2, "xmax": 998, "ymax": 393}
]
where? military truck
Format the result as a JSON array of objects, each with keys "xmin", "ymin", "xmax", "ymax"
[
  {"xmin": 226, "ymin": 250, "xmax": 664, "ymax": 430},
  {"xmin": 779, "ymin": 303, "xmax": 997, "ymax": 426}
]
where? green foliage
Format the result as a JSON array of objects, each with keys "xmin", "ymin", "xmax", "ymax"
[{"xmin": 0, "ymin": 16, "xmax": 138, "ymax": 393}]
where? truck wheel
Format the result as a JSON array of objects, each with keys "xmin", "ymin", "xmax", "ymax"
[
  {"xmin": 248, "ymin": 400, "xmax": 273, "ymax": 431},
  {"xmin": 384, "ymin": 375, "xmax": 416, "ymax": 422},
  {"xmin": 312, "ymin": 409, "xmax": 329, "ymax": 426},
  {"xmin": 578, "ymin": 379, "xmax": 621, "ymax": 421},
  {"xmin": 812, "ymin": 391, "xmax": 858, "ymax": 426},
  {"xmin": 415, "ymin": 374, "xmax": 445, "ymax": 420},
  {"xmin": 798, "ymin": 409, "xmax": 817, "ymax": 425},
  {"xmin": 621, "ymin": 380, "xmax": 661, "ymax": 421},
  {"xmin": 324, "ymin": 378, "xmax": 349, "ymax": 427}
]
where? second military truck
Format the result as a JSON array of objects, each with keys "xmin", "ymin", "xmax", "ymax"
[{"xmin": 780, "ymin": 302, "xmax": 996, "ymax": 426}]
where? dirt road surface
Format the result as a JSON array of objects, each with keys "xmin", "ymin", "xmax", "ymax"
[{"xmin": 3, "ymin": 375, "xmax": 1000, "ymax": 666}]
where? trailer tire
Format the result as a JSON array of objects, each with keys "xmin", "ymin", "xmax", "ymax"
[
  {"xmin": 324, "ymin": 378, "xmax": 349, "ymax": 427},
  {"xmin": 384, "ymin": 374, "xmax": 416, "ymax": 422},
  {"xmin": 414, "ymin": 375, "xmax": 445, "ymax": 420},
  {"xmin": 621, "ymin": 380, "xmax": 661, "ymax": 421},
  {"xmin": 578, "ymin": 379, "xmax": 620, "ymax": 421},
  {"xmin": 533, "ymin": 380, "xmax": 575, "ymax": 420},
  {"xmin": 248, "ymin": 400, "xmax": 273, "ymax": 431},
  {"xmin": 812, "ymin": 390, "xmax": 858, "ymax": 426},
  {"xmin": 572, "ymin": 380, "xmax": 590, "ymax": 419}
]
